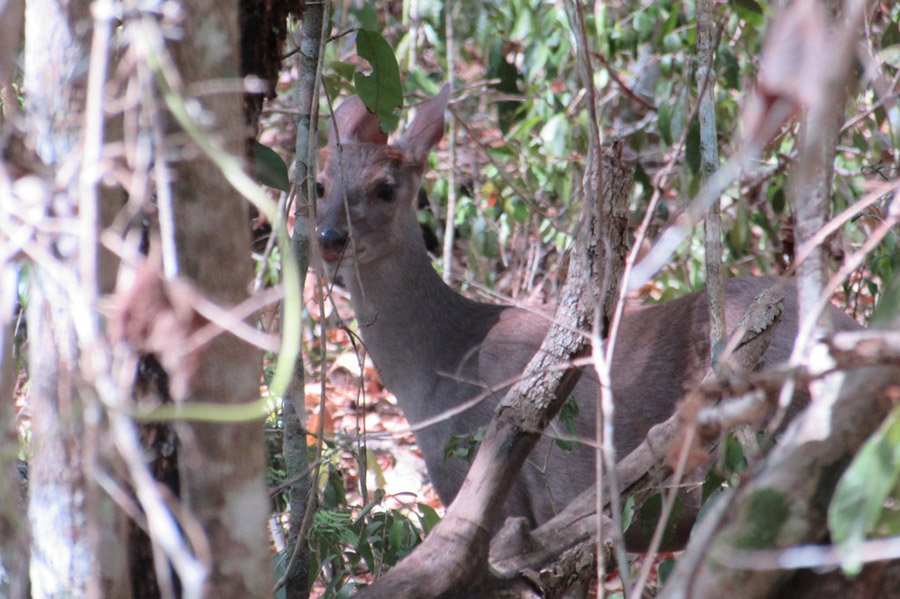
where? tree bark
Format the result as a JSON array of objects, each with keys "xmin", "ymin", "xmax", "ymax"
[
  {"xmin": 0, "ymin": 291, "xmax": 27, "ymax": 599},
  {"xmin": 22, "ymin": 0, "xmax": 130, "ymax": 595},
  {"xmin": 696, "ymin": 0, "xmax": 726, "ymax": 361},
  {"xmin": 167, "ymin": 1, "xmax": 271, "ymax": 595},
  {"xmin": 0, "ymin": 0, "xmax": 24, "ymax": 124},
  {"xmin": 789, "ymin": 0, "xmax": 864, "ymax": 331}
]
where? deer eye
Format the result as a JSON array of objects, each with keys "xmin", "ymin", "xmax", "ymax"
[
  {"xmin": 315, "ymin": 181, "xmax": 325, "ymax": 198},
  {"xmin": 374, "ymin": 182, "xmax": 396, "ymax": 202}
]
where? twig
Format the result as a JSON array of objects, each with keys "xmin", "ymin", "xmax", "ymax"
[
  {"xmin": 773, "ymin": 189, "xmax": 899, "ymax": 432},
  {"xmin": 716, "ymin": 534, "xmax": 900, "ymax": 571},
  {"xmin": 274, "ymin": 0, "xmax": 330, "ymax": 592},
  {"xmin": 590, "ymin": 50, "xmax": 657, "ymax": 113},
  {"xmin": 789, "ymin": 178, "xmax": 899, "ymax": 276},
  {"xmin": 441, "ymin": 2, "xmax": 457, "ymax": 284}
]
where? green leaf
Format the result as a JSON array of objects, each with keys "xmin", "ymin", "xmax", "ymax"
[
  {"xmin": 828, "ymin": 405, "xmax": 900, "ymax": 573},
  {"xmin": 663, "ymin": 31, "xmax": 682, "ymax": 53},
  {"xmin": 354, "ymin": 29, "xmax": 403, "ymax": 132},
  {"xmin": 660, "ymin": 6, "xmax": 679, "ymax": 38},
  {"xmin": 253, "ymin": 142, "xmax": 290, "ymax": 192},
  {"xmin": 658, "ymin": 558, "xmax": 676, "ymax": 584},
  {"xmin": 417, "ymin": 503, "xmax": 441, "ymax": 535},
  {"xmin": 880, "ymin": 44, "xmax": 900, "ymax": 69},
  {"xmin": 731, "ymin": 0, "xmax": 763, "ymax": 14},
  {"xmin": 685, "ymin": 116, "xmax": 701, "ymax": 175},
  {"xmin": 726, "ymin": 204, "xmax": 751, "ymax": 257},
  {"xmin": 353, "ymin": 4, "xmax": 380, "ymax": 32},
  {"xmin": 488, "ymin": 40, "xmax": 522, "ymax": 133},
  {"xmin": 701, "ymin": 472, "xmax": 725, "ymax": 505},
  {"xmin": 539, "ymin": 113, "xmax": 571, "ymax": 158},
  {"xmin": 389, "ymin": 519, "xmax": 406, "ymax": 551},
  {"xmin": 331, "ymin": 60, "xmax": 357, "ymax": 83},
  {"xmin": 633, "ymin": 11, "xmax": 654, "ymax": 39},
  {"xmin": 443, "ymin": 427, "xmax": 485, "ymax": 463},
  {"xmin": 770, "ymin": 185, "xmax": 786, "ymax": 214},
  {"xmin": 555, "ymin": 396, "xmax": 580, "ymax": 451},
  {"xmin": 871, "ymin": 271, "xmax": 900, "ymax": 326},
  {"xmin": 406, "ymin": 69, "xmax": 441, "ymax": 96},
  {"xmin": 734, "ymin": 489, "xmax": 789, "ymax": 549},
  {"xmin": 508, "ymin": 196, "xmax": 529, "ymax": 225},
  {"xmin": 658, "ymin": 101, "xmax": 673, "ymax": 146},
  {"xmin": 625, "ymin": 493, "xmax": 683, "ymax": 548},
  {"xmin": 723, "ymin": 432, "xmax": 748, "ymax": 474},
  {"xmin": 621, "ymin": 495, "xmax": 635, "ymax": 532},
  {"xmin": 720, "ymin": 48, "xmax": 741, "ymax": 90}
]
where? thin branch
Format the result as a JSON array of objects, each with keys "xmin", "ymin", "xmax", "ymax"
[
  {"xmin": 695, "ymin": 0, "xmax": 727, "ymax": 366},
  {"xmin": 716, "ymin": 534, "xmax": 900, "ymax": 571},
  {"xmin": 441, "ymin": 2, "xmax": 457, "ymax": 284},
  {"xmin": 590, "ymin": 50, "xmax": 657, "ymax": 113}
]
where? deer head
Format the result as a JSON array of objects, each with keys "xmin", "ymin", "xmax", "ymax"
[{"xmin": 315, "ymin": 86, "xmax": 450, "ymax": 271}]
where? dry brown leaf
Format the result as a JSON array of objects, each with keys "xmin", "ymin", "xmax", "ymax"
[
  {"xmin": 743, "ymin": 0, "xmax": 829, "ymax": 148},
  {"xmin": 110, "ymin": 256, "xmax": 206, "ymax": 401},
  {"xmin": 307, "ymin": 404, "xmax": 334, "ymax": 446}
]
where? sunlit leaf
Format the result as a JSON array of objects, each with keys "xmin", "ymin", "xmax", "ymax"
[
  {"xmin": 829, "ymin": 405, "xmax": 900, "ymax": 575},
  {"xmin": 880, "ymin": 44, "xmax": 900, "ymax": 69}
]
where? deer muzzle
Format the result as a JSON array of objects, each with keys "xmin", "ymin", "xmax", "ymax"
[{"xmin": 317, "ymin": 227, "xmax": 349, "ymax": 263}]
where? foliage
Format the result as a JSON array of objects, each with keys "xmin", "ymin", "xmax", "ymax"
[
  {"xmin": 303, "ymin": 495, "xmax": 439, "ymax": 596},
  {"xmin": 254, "ymin": 141, "xmax": 291, "ymax": 192},
  {"xmin": 301, "ymin": 0, "xmax": 898, "ymax": 308},
  {"xmin": 828, "ymin": 404, "xmax": 900, "ymax": 575},
  {"xmin": 354, "ymin": 29, "xmax": 404, "ymax": 132},
  {"xmin": 268, "ymin": 432, "xmax": 440, "ymax": 597},
  {"xmin": 555, "ymin": 395, "xmax": 580, "ymax": 451},
  {"xmin": 443, "ymin": 426, "xmax": 485, "ymax": 463}
]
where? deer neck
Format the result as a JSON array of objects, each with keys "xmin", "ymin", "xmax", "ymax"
[{"xmin": 344, "ymin": 226, "xmax": 500, "ymax": 423}]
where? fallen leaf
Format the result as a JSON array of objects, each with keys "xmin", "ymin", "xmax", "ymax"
[{"xmin": 110, "ymin": 254, "xmax": 206, "ymax": 401}]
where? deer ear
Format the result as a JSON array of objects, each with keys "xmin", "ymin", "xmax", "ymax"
[
  {"xmin": 399, "ymin": 84, "xmax": 450, "ymax": 164},
  {"xmin": 328, "ymin": 96, "xmax": 388, "ymax": 146}
]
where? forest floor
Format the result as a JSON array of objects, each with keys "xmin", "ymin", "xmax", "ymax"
[{"xmin": 301, "ymin": 273, "xmax": 442, "ymax": 514}]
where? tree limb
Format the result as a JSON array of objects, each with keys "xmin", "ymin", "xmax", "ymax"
[{"xmin": 659, "ymin": 313, "xmax": 900, "ymax": 598}]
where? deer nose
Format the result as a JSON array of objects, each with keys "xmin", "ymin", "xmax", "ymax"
[{"xmin": 317, "ymin": 227, "xmax": 348, "ymax": 263}]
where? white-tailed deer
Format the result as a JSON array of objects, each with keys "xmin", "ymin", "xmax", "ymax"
[{"xmin": 315, "ymin": 87, "xmax": 858, "ymax": 549}]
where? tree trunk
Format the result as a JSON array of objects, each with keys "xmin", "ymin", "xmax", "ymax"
[
  {"xmin": 22, "ymin": 0, "xmax": 130, "ymax": 594},
  {"xmin": 0, "ymin": 292, "xmax": 27, "ymax": 599},
  {"xmin": 167, "ymin": 1, "xmax": 272, "ymax": 595}
]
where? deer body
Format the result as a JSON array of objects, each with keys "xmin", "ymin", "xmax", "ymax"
[{"xmin": 315, "ymin": 88, "xmax": 855, "ymax": 536}]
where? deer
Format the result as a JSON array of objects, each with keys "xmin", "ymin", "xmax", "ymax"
[{"xmin": 314, "ymin": 86, "xmax": 859, "ymax": 550}]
